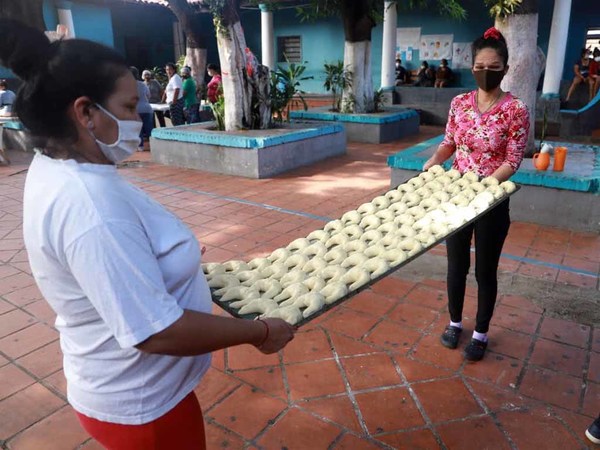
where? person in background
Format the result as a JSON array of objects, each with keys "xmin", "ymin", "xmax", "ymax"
[
  {"xmin": 180, "ymin": 66, "xmax": 199, "ymax": 124},
  {"xmin": 565, "ymin": 48, "xmax": 594, "ymax": 103},
  {"xmin": 0, "ymin": 18, "xmax": 295, "ymax": 450},
  {"xmin": 435, "ymin": 58, "xmax": 454, "ymax": 88},
  {"xmin": 423, "ymin": 27, "xmax": 529, "ymax": 362},
  {"xmin": 589, "ymin": 47, "xmax": 600, "ymax": 99},
  {"xmin": 586, "ymin": 415, "xmax": 600, "ymax": 445},
  {"xmin": 206, "ymin": 63, "xmax": 222, "ymax": 104},
  {"xmin": 130, "ymin": 67, "xmax": 153, "ymax": 151},
  {"xmin": 413, "ymin": 61, "xmax": 435, "ymax": 87},
  {"xmin": 143, "ymin": 69, "xmax": 166, "ymax": 128},
  {"xmin": 395, "ymin": 57, "xmax": 408, "ymax": 85},
  {"xmin": 162, "ymin": 62, "xmax": 185, "ymax": 126},
  {"xmin": 0, "ymin": 79, "xmax": 16, "ymax": 116}
]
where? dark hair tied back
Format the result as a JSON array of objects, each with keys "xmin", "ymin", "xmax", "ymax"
[
  {"xmin": 0, "ymin": 19, "xmax": 129, "ymax": 144},
  {"xmin": 471, "ymin": 27, "xmax": 509, "ymax": 67}
]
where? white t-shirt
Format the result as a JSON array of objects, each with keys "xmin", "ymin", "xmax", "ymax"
[
  {"xmin": 165, "ymin": 74, "xmax": 183, "ymax": 103},
  {"xmin": 23, "ymin": 152, "xmax": 212, "ymax": 425}
]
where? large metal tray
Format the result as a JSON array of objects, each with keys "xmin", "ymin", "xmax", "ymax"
[{"xmin": 210, "ymin": 182, "xmax": 521, "ymax": 327}]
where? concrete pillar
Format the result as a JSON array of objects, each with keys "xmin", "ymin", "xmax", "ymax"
[
  {"xmin": 542, "ymin": 0, "xmax": 572, "ymax": 97},
  {"xmin": 380, "ymin": 1, "xmax": 397, "ymax": 90},
  {"xmin": 260, "ymin": 4, "xmax": 274, "ymax": 69},
  {"xmin": 56, "ymin": 1, "xmax": 75, "ymax": 38}
]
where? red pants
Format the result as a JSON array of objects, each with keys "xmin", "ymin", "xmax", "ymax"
[{"xmin": 76, "ymin": 391, "xmax": 206, "ymax": 449}]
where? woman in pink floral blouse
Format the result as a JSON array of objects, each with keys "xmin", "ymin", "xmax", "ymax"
[{"xmin": 423, "ymin": 27, "xmax": 530, "ymax": 362}]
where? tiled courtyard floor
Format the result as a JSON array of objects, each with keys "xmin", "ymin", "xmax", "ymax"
[{"xmin": 0, "ymin": 126, "xmax": 598, "ymax": 449}]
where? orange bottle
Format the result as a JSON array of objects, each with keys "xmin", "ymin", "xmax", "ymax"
[
  {"xmin": 553, "ymin": 147, "xmax": 567, "ymax": 172},
  {"xmin": 532, "ymin": 152, "xmax": 550, "ymax": 171}
]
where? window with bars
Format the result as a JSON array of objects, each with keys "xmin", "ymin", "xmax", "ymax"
[{"xmin": 277, "ymin": 35, "xmax": 302, "ymax": 62}]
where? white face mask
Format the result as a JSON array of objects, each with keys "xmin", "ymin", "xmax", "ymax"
[
  {"xmin": 92, "ymin": 104, "xmax": 142, "ymax": 164},
  {"xmin": 595, "ymin": 57, "xmax": 600, "ymax": 62}
]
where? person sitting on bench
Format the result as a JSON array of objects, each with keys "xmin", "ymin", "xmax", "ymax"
[
  {"xmin": 0, "ymin": 79, "xmax": 16, "ymax": 116},
  {"xmin": 435, "ymin": 59, "xmax": 454, "ymax": 88}
]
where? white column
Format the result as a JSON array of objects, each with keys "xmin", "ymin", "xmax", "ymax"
[
  {"xmin": 260, "ymin": 4, "xmax": 274, "ymax": 69},
  {"xmin": 380, "ymin": 1, "xmax": 397, "ymax": 89},
  {"xmin": 57, "ymin": 1, "xmax": 75, "ymax": 38},
  {"xmin": 542, "ymin": 0, "xmax": 572, "ymax": 97}
]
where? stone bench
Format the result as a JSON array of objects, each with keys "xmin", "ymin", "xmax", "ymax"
[
  {"xmin": 387, "ymin": 135, "xmax": 600, "ymax": 233},
  {"xmin": 393, "ymin": 86, "xmax": 470, "ymax": 126},
  {"xmin": 288, "ymin": 106, "xmax": 419, "ymax": 144}
]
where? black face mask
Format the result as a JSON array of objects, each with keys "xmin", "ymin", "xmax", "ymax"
[{"xmin": 473, "ymin": 69, "xmax": 505, "ymax": 92}]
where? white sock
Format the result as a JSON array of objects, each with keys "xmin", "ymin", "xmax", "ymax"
[
  {"xmin": 473, "ymin": 331, "xmax": 488, "ymax": 342},
  {"xmin": 450, "ymin": 321, "xmax": 462, "ymax": 329}
]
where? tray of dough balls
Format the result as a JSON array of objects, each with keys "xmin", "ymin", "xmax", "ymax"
[{"xmin": 202, "ymin": 165, "xmax": 519, "ymax": 327}]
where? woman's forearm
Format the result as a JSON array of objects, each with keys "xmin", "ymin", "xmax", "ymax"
[
  {"xmin": 491, "ymin": 164, "xmax": 515, "ymax": 182},
  {"xmin": 136, "ymin": 309, "xmax": 265, "ymax": 356},
  {"xmin": 423, "ymin": 144, "xmax": 455, "ymax": 169}
]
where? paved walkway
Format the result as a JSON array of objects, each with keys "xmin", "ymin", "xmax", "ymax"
[{"xmin": 0, "ymin": 127, "xmax": 598, "ymax": 449}]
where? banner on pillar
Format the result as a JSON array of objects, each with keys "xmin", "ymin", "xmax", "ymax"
[
  {"xmin": 396, "ymin": 27, "xmax": 421, "ymax": 53},
  {"xmin": 419, "ymin": 34, "xmax": 453, "ymax": 60},
  {"xmin": 452, "ymin": 42, "xmax": 473, "ymax": 69}
]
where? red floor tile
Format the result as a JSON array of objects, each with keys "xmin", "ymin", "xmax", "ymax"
[
  {"xmin": 204, "ymin": 422, "xmax": 247, "ymax": 450},
  {"xmin": 341, "ymin": 353, "xmax": 403, "ymax": 391},
  {"xmin": 285, "ymin": 359, "xmax": 347, "ymax": 400},
  {"xmin": 491, "ymin": 304, "xmax": 542, "ymax": 335},
  {"xmin": 529, "ymin": 338, "xmax": 587, "ymax": 377},
  {"xmin": 467, "ymin": 379, "xmax": 530, "ymax": 413},
  {"xmin": 555, "ymin": 270, "xmax": 598, "ymax": 289},
  {"xmin": 375, "ymin": 428, "xmax": 442, "ymax": 449},
  {"xmin": 321, "ymin": 308, "xmax": 381, "ymax": 340},
  {"xmin": 282, "ymin": 328, "xmax": 334, "ymax": 364},
  {"xmin": 403, "ymin": 284, "xmax": 447, "ymax": 311},
  {"xmin": 15, "ymin": 340, "xmax": 62, "ymax": 379},
  {"xmin": 6, "ymin": 405, "xmax": 88, "ymax": 450},
  {"xmin": 519, "ymin": 366, "xmax": 582, "ymax": 411},
  {"xmin": 393, "ymin": 355, "xmax": 453, "ymax": 382},
  {"xmin": 410, "ymin": 333, "xmax": 465, "ymax": 371},
  {"xmin": 487, "ymin": 326, "xmax": 534, "ymax": 360},
  {"xmin": 207, "ymin": 385, "xmax": 287, "ymax": 440},
  {"xmin": 328, "ymin": 332, "xmax": 381, "ymax": 357},
  {"xmin": 43, "ymin": 369, "xmax": 67, "ymax": 398},
  {"xmin": 343, "ymin": 290, "xmax": 398, "ymax": 317},
  {"xmin": 412, "ymin": 377, "xmax": 483, "ymax": 423},
  {"xmin": 0, "ymin": 323, "xmax": 58, "ymax": 359},
  {"xmin": 0, "ymin": 309, "xmax": 36, "ymax": 339},
  {"xmin": 225, "ymin": 344, "xmax": 280, "ymax": 371},
  {"xmin": 496, "ymin": 407, "xmax": 583, "ymax": 450},
  {"xmin": 0, "ymin": 364, "xmax": 36, "ymax": 401},
  {"xmin": 589, "ymin": 352, "xmax": 600, "ymax": 384},
  {"xmin": 194, "ymin": 368, "xmax": 241, "ymax": 411},
  {"xmin": 298, "ymin": 396, "xmax": 363, "ymax": 433},
  {"xmin": 462, "ymin": 352, "xmax": 523, "ymax": 388},
  {"xmin": 387, "ymin": 302, "xmax": 440, "ymax": 330},
  {"xmin": 231, "ymin": 366, "xmax": 287, "ymax": 400},
  {"xmin": 583, "ymin": 381, "xmax": 600, "ymax": 417},
  {"xmin": 354, "ymin": 387, "xmax": 425, "ymax": 433},
  {"xmin": 0, "ymin": 383, "xmax": 65, "ymax": 440},
  {"xmin": 364, "ymin": 319, "xmax": 423, "ymax": 354},
  {"xmin": 333, "ymin": 433, "xmax": 382, "ymax": 449},
  {"xmin": 436, "ymin": 415, "xmax": 512, "ymax": 450},
  {"xmin": 498, "ymin": 294, "xmax": 543, "ymax": 314},
  {"xmin": 256, "ymin": 407, "xmax": 342, "ymax": 449},
  {"xmin": 369, "ymin": 276, "xmax": 416, "ymax": 299}
]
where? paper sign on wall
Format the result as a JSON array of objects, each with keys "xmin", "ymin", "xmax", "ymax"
[
  {"xmin": 419, "ymin": 34, "xmax": 453, "ymax": 60},
  {"xmin": 452, "ymin": 42, "xmax": 473, "ymax": 69},
  {"xmin": 396, "ymin": 27, "xmax": 421, "ymax": 53}
]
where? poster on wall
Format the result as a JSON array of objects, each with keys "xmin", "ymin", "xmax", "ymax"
[
  {"xmin": 419, "ymin": 34, "xmax": 453, "ymax": 60},
  {"xmin": 396, "ymin": 27, "xmax": 421, "ymax": 53},
  {"xmin": 452, "ymin": 42, "xmax": 473, "ymax": 69}
]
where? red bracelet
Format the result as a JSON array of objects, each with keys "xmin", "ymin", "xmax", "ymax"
[{"xmin": 256, "ymin": 319, "xmax": 269, "ymax": 347}]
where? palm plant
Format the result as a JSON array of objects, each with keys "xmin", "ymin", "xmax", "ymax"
[
  {"xmin": 270, "ymin": 60, "xmax": 312, "ymax": 123},
  {"xmin": 323, "ymin": 60, "xmax": 352, "ymax": 112}
]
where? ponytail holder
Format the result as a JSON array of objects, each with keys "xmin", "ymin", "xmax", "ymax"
[{"xmin": 484, "ymin": 27, "xmax": 501, "ymax": 40}]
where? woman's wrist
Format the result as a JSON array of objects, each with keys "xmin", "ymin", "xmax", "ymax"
[{"xmin": 248, "ymin": 319, "xmax": 269, "ymax": 347}]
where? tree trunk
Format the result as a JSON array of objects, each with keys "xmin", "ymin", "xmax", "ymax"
[
  {"xmin": 0, "ymin": 0, "xmax": 45, "ymax": 31},
  {"xmin": 496, "ymin": 0, "xmax": 543, "ymax": 157},
  {"xmin": 342, "ymin": 41, "xmax": 373, "ymax": 113},
  {"xmin": 340, "ymin": 0, "xmax": 376, "ymax": 113},
  {"xmin": 165, "ymin": 0, "xmax": 207, "ymax": 93},
  {"xmin": 214, "ymin": 0, "xmax": 270, "ymax": 130}
]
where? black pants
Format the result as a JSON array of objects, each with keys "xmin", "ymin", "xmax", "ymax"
[{"xmin": 446, "ymin": 199, "xmax": 510, "ymax": 333}]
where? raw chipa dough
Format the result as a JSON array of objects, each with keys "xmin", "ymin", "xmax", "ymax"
[{"xmin": 205, "ymin": 166, "xmax": 516, "ymax": 325}]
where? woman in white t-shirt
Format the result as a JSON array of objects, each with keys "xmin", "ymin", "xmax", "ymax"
[
  {"xmin": 0, "ymin": 19, "xmax": 295, "ymax": 450},
  {"xmin": 162, "ymin": 62, "xmax": 185, "ymax": 126}
]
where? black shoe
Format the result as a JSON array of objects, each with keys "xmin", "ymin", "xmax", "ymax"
[
  {"xmin": 464, "ymin": 338, "xmax": 488, "ymax": 361},
  {"xmin": 440, "ymin": 325, "xmax": 462, "ymax": 349},
  {"xmin": 586, "ymin": 416, "xmax": 600, "ymax": 445}
]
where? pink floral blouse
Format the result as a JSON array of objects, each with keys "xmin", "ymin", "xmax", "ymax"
[{"xmin": 441, "ymin": 91, "xmax": 530, "ymax": 177}]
